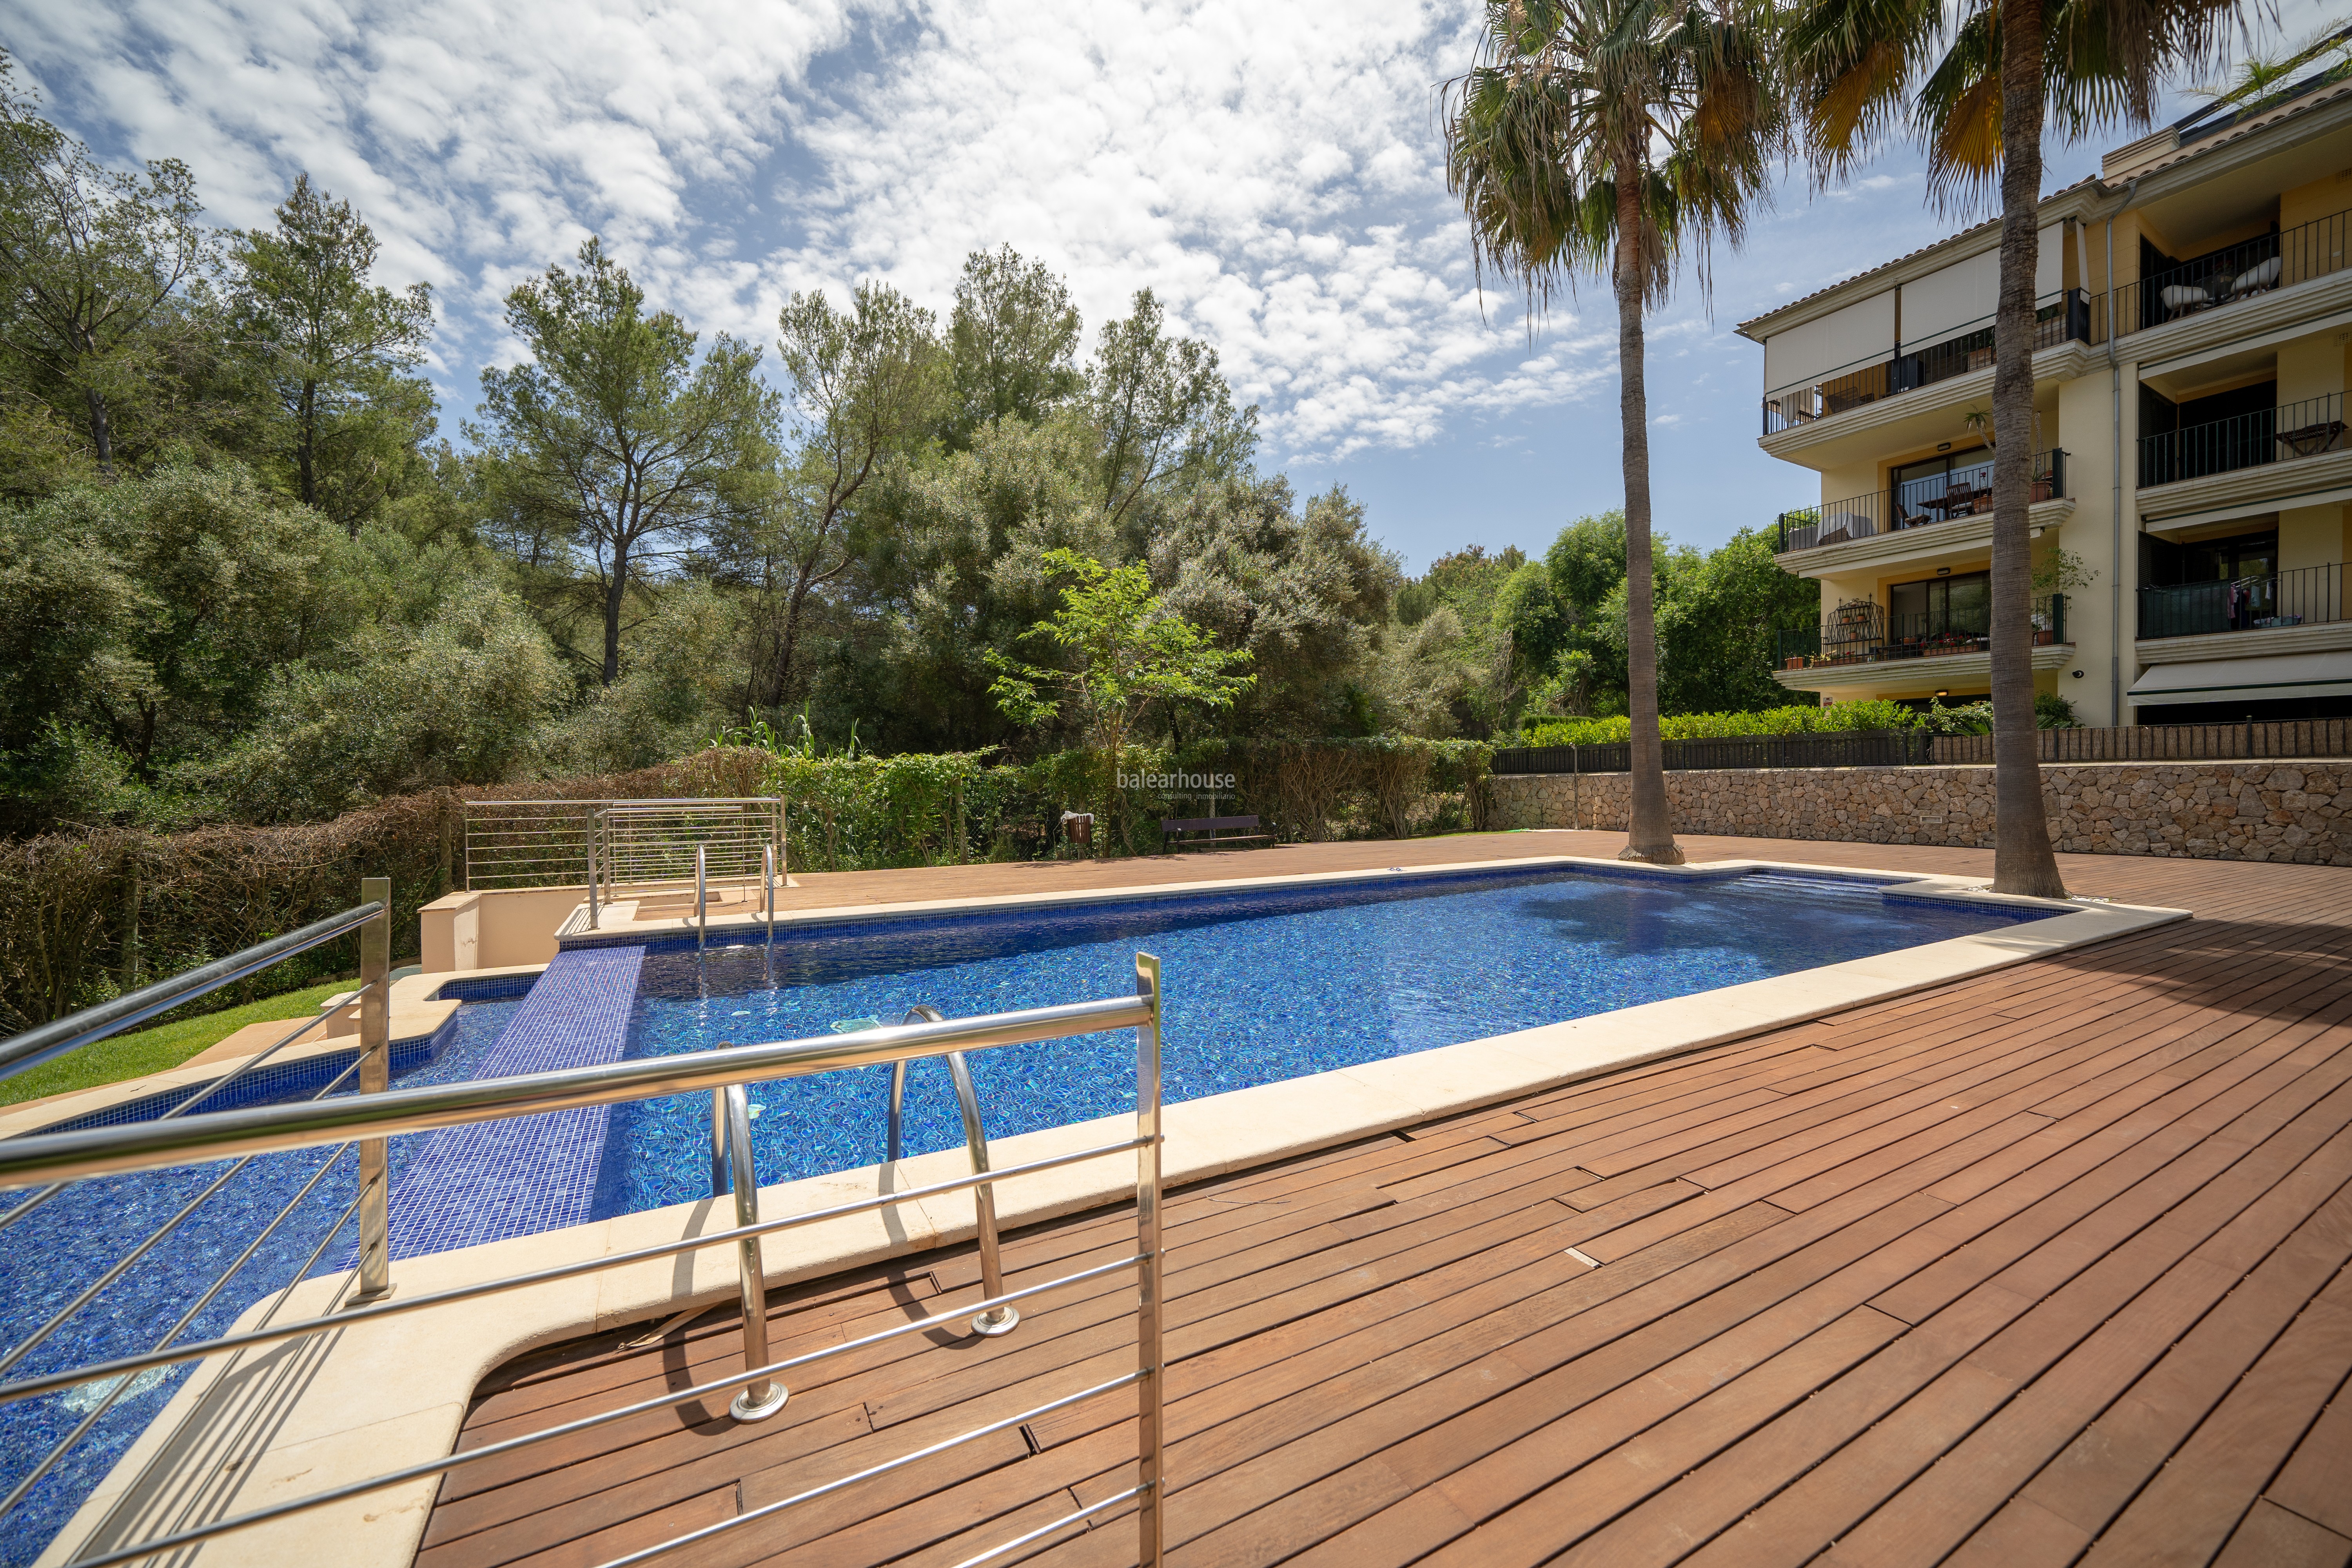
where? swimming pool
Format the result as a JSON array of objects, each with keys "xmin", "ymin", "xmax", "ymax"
[
  {"xmin": 590, "ymin": 864, "xmax": 2054, "ymax": 1216},
  {"xmin": 0, "ymin": 997, "xmax": 523, "ymax": 1564},
  {"xmin": 0, "ymin": 860, "xmax": 2054, "ymax": 1562}
]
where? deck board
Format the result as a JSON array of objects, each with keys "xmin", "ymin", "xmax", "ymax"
[{"xmin": 417, "ymin": 830, "xmax": 2352, "ymax": 1567}]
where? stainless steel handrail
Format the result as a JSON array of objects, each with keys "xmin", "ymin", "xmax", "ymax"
[
  {"xmin": 0, "ymin": 978, "xmax": 377, "ymax": 1240},
  {"xmin": 887, "ymin": 1007, "xmax": 1016, "ymax": 1336},
  {"xmin": 0, "ymin": 900, "xmax": 386, "ymax": 1080},
  {"xmin": 0, "ymin": 997, "xmax": 1149, "ymax": 1189},
  {"xmin": 10, "ymin": 955, "xmax": 1171, "ymax": 1568},
  {"xmin": 0, "ymin": 1136, "xmax": 1147, "ymax": 1406},
  {"xmin": 708, "ymin": 1083, "xmax": 786, "ymax": 1420}
]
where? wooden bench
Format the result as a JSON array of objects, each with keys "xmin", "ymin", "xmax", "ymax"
[{"xmin": 1159, "ymin": 815, "xmax": 1269, "ymax": 851}]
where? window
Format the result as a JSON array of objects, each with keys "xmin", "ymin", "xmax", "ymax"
[
  {"xmin": 1889, "ymin": 571, "xmax": 1991, "ymax": 644},
  {"xmin": 1890, "ymin": 447, "xmax": 1993, "ymax": 524}
]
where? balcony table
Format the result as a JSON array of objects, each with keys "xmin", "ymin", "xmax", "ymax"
[{"xmin": 2276, "ymin": 420, "xmax": 2347, "ymax": 459}]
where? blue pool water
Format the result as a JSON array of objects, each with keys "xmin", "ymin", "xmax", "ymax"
[
  {"xmin": 0, "ymin": 999, "xmax": 520, "ymax": 1564},
  {"xmin": 592, "ymin": 866, "xmax": 2051, "ymax": 1215}
]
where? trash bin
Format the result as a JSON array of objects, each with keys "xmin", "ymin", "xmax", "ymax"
[{"xmin": 1059, "ymin": 810, "xmax": 1094, "ymax": 849}]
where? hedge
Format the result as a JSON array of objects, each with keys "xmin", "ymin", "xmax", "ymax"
[
  {"xmin": 1520, "ymin": 700, "xmax": 1923, "ymax": 748},
  {"xmin": 0, "ymin": 738, "xmax": 1493, "ymax": 1031}
]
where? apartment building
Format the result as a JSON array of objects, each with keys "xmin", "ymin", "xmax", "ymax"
[{"xmin": 1737, "ymin": 61, "xmax": 2352, "ymax": 726}]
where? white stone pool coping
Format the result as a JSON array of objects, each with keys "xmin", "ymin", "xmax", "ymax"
[{"xmin": 40, "ymin": 852, "xmax": 2186, "ymax": 1568}]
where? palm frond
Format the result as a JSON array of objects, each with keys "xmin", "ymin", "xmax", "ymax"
[{"xmin": 1441, "ymin": 0, "xmax": 1782, "ymax": 323}]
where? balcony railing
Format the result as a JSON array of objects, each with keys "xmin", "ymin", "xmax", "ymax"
[
  {"xmin": 2139, "ymin": 391, "xmax": 2346, "ymax": 487},
  {"xmin": 1777, "ymin": 450, "xmax": 2065, "ymax": 554},
  {"xmin": 1775, "ymin": 593, "xmax": 2069, "ymax": 669},
  {"xmin": 1761, "ymin": 290, "xmax": 2092, "ymax": 436},
  {"xmin": 2138, "ymin": 561, "xmax": 2347, "ymax": 639},
  {"xmin": 2114, "ymin": 207, "xmax": 2351, "ymax": 336}
]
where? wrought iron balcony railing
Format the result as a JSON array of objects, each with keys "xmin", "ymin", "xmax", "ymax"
[
  {"xmin": 2114, "ymin": 207, "xmax": 2350, "ymax": 337},
  {"xmin": 1775, "ymin": 594, "xmax": 2069, "ymax": 670},
  {"xmin": 1777, "ymin": 450, "xmax": 2065, "ymax": 555},
  {"xmin": 2139, "ymin": 392, "xmax": 2346, "ymax": 488},
  {"xmin": 1760, "ymin": 291, "xmax": 2092, "ymax": 436},
  {"xmin": 2138, "ymin": 561, "xmax": 2347, "ymax": 640}
]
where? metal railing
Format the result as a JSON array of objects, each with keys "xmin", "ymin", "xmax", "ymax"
[
  {"xmin": 0, "ymin": 881, "xmax": 398, "ymax": 1534},
  {"xmin": 0, "ymin": 956, "xmax": 1171, "ymax": 1568},
  {"xmin": 1760, "ymin": 290, "xmax": 2091, "ymax": 435},
  {"xmin": 1930, "ymin": 718, "xmax": 2352, "ymax": 763},
  {"xmin": 461, "ymin": 798, "xmax": 785, "ymax": 897},
  {"xmin": 887, "ymin": 1005, "xmax": 1018, "ymax": 1336},
  {"xmin": 1776, "ymin": 450, "xmax": 2065, "ymax": 554},
  {"xmin": 2138, "ymin": 561, "xmax": 2348, "ymax": 639},
  {"xmin": 1776, "ymin": 593, "xmax": 2069, "ymax": 668},
  {"xmin": 2139, "ymin": 391, "xmax": 2346, "ymax": 488},
  {"xmin": 2114, "ymin": 207, "xmax": 2351, "ymax": 336}
]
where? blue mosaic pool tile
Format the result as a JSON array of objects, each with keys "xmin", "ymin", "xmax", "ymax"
[
  {"xmin": 30, "ymin": 1018, "xmax": 459, "ymax": 1135},
  {"xmin": 382, "ymin": 946, "xmax": 644, "ymax": 1259},
  {"xmin": 434, "ymin": 972, "xmax": 542, "ymax": 1002}
]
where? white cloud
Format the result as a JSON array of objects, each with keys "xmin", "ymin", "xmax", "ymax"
[{"xmin": 5, "ymin": 0, "xmax": 1631, "ymax": 467}]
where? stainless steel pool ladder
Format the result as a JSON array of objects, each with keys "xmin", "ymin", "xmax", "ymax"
[
  {"xmin": 886, "ymin": 1006, "xmax": 1017, "ymax": 1336},
  {"xmin": 706, "ymin": 1085, "xmax": 786, "ymax": 1419},
  {"xmin": 0, "ymin": 957, "xmax": 1171, "ymax": 1568}
]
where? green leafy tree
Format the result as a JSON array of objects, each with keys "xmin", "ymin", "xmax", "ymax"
[
  {"xmin": 946, "ymin": 245, "xmax": 1082, "ymax": 446},
  {"xmin": 731, "ymin": 281, "xmax": 942, "ymax": 711},
  {"xmin": 229, "ymin": 174, "xmax": 434, "ymax": 528},
  {"xmin": 202, "ymin": 581, "xmax": 565, "ymax": 820},
  {"xmin": 1089, "ymin": 289, "xmax": 1258, "ymax": 527},
  {"xmin": 1152, "ymin": 479, "xmax": 1399, "ymax": 739},
  {"xmin": 0, "ymin": 58, "xmax": 208, "ymax": 474},
  {"xmin": 1783, "ymin": 0, "xmax": 2235, "ymax": 897},
  {"xmin": 0, "ymin": 464, "xmax": 336, "ymax": 787},
  {"xmin": 1445, "ymin": 0, "xmax": 1780, "ymax": 865},
  {"xmin": 989, "ymin": 548, "xmax": 1254, "ymax": 827},
  {"xmin": 472, "ymin": 238, "xmax": 773, "ymax": 685},
  {"xmin": 1655, "ymin": 526, "xmax": 1819, "ymax": 713}
]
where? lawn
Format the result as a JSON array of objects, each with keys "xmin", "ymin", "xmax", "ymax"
[{"xmin": 0, "ymin": 980, "xmax": 355, "ymax": 1111}]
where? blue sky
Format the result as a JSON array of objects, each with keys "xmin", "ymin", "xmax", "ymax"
[{"xmin": 9, "ymin": 0, "xmax": 2330, "ymax": 572}]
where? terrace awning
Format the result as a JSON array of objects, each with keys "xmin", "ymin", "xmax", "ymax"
[{"xmin": 2128, "ymin": 649, "xmax": 2352, "ymax": 706}]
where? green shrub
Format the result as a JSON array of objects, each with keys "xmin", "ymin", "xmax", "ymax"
[{"xmin": 1520, "ymin": 699, "xmax": 1921, "ymax": 748}]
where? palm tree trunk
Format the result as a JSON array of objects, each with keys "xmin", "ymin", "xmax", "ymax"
[
  {"xmin": 1988, "ymin": 0, "xmax": 2067, "ymax": 898},
  {"xmin": 1615, "ymin": 166, "xmax": 1682, "ymax": 866}
]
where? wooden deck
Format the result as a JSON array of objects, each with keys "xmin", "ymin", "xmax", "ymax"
[{"xmin": 418, "ymin": 832, "xmax": 2352, "ymax": 1568}]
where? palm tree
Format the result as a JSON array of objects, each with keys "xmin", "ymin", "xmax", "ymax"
[
  {"xmin": 1445, "ymin": 0, "xmax": 1780, "ymax": 866},
  {"xmin": 1783, "ymin": 0, "xmax": 2239, "ymax": 897}
]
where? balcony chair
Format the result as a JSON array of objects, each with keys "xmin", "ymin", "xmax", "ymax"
[
  {"xmin": 2228, "ymin": 257, "xmax": 2282, "ymax": 298},
  {"xmin": 2160, "ymin": 283, "xmax": 2213, "ymax": 318}
]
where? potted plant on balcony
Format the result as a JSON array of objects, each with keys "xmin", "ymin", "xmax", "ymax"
[{"xmin": 2030, "ymin": 548, "xmax": 2093, "ymax": 644}]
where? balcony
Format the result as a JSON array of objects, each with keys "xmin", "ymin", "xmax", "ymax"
[
  {"xmin": 2114, "ymin": 207, "xmax": 2349, "ymax": 338},
  {"xmin": 2138, "ymin": 561, "xmax": 2347, "ymax": 639},
  {"xmin": 1777, "ymin": 450, "xmax": 2065, "ymax": 556},
  {"xmin": 1776, "ymin": 593, "xmax": 2070, "ymax": 671},
  {"xmin": 1761, "ymin": 291, "xmax": 2093, "ymax": 437},
  {"xmin": 2139, "ymin": 392, "xmax": 2346, "ymax": 488}
]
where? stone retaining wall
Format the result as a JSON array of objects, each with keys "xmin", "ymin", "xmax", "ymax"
[{"xmin": 1486, "ymin": 760, "xmax": 2352, "ymax": 865}]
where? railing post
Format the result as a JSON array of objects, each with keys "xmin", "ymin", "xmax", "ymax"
[
  {"xmin": 764, "ymin": 842, "xmax": 775, "ymax": 947},
  {"xmin": 353, "ymin": 877, "xmax": 393, "ymax": 1304},
  {"xmin": 714, "ymin": 1081, "xmax": 786, "ymax": 1421},
  {"xmin": 696, "ymin": 844, "xmax": 707, "ymax": 948},
  {"xmin": 587, "ymin": 815, "xmax": 600, "ymax": 931},
  {"xmin": 1133, "ymin": 951, "xmax": 1166, "ymax": 1568}
]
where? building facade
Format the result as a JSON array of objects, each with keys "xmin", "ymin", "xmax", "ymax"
[{"xmin": 1738, "ymin": 68, "xmax": 2352, "ymax": 726}]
